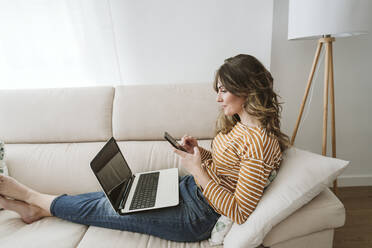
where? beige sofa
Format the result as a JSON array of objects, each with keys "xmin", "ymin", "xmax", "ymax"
[{"xmin": 0, "ymin": 84, "xmax": 345, "ymax": 248}]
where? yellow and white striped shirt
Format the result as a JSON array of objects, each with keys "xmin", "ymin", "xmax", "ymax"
[{"xmin": 200, "ymin": 122, "xmax": 282, "ymax": 224}]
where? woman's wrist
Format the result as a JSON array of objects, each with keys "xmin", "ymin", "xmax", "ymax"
[{"xmin": 193, "ymin": 166, "xmax": 211, "ymax": 190}]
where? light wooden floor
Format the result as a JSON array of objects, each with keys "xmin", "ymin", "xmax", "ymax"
[{"xmin": 334, "ymin": 186, "xmax": 372, "ymax": 248}]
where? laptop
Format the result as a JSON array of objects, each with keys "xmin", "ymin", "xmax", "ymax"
[{"xmin": 90, "ymin": 137, "xmax": 179, "ymax": 214}]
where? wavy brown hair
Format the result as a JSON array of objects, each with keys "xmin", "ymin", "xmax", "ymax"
[{"xmin": 213, "ymin": 54, "xmax": 290, "ymax": 152}]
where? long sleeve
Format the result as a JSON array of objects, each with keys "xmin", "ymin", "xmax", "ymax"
[
  {"xmin": 199, "ymin": 146, "xmax": 212, "ymax": 163},
  {"xmin": 202, "ymin": 133, "xmax": 268, "ymax": 224}
]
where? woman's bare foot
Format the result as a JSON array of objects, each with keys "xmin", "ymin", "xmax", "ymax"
[
  {"xmin": 0, "ymin": 175, "xmax": 58, "ymax": 215},
  {"xmin": 0, "ymin": 175, "xmax": 34, "ymax": 203},
  {"xmin": 0, "ymin": 195, "xmax": 50, "ymax": 224}
]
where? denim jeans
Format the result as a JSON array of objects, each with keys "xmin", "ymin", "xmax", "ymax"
[{"xmin": 50, "ymin": 175, "xmax": 220, "ymax": 242}]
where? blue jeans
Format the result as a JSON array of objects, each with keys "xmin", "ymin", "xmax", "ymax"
[{"xmin": 50, "ymin": 175, "xmax": 220, "ymax": 242}]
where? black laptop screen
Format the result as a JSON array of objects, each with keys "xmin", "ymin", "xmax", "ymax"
[
  {"xmin": 90, "ymin": 138, "xmax": 134, "ymax": 209},
  {"xmin": 96, "ymin": 152, "xmax": 131, "ymax": 194}
]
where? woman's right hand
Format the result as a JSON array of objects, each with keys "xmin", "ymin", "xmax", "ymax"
[{"xmin": 181, "ymin": 135, "xmax": 199, "ymax": 154}]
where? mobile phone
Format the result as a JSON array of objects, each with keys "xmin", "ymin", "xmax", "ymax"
[{"xmin": 164, "ymin": 132, "xmax": 187, "ymax": 152}]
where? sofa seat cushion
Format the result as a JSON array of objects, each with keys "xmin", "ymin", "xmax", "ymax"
[
  {"xmin": 116, "ymin": 140, "xmax": 211, "ymax": 176},
  {"xmin": 263, "ymin": 188, "xmax": 345, "ymax": 246},
  {"xmin": 0, "ymin": 210, "xmax": 87, "ymax": 248},
  {"xmin": 77, "ymin": 226, "xmax": 222, "ymax": 248},
  {"xmin": 6, "ymin": 143, "xmax": 106, "ymax": 195},
  {"xmin": 6, "ymin": 140, "xmax": 212, "ymax": 196}
]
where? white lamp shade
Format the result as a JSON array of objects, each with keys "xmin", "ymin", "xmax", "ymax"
[{"xmin": 288, "ymin": 0, "xmax": 371, "ymax": 40}]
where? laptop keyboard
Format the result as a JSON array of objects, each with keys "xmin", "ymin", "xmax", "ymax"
[{"xmin": 129, "ymin": 172, "xmax": 160, "ymax": 210}]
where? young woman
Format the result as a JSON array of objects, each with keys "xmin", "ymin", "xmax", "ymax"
[{"xmin": 0, "ymin": 54, "xmax": 289, "ymax": 242}]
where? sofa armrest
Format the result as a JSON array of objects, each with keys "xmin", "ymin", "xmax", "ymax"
[{"xmin": 262, "ymin": 188, "xmax": 345, "ymax": 246}]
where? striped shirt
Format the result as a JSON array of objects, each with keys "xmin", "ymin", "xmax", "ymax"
[{"xmin": 200, "ymin": 122, "xmax": 282, "ymax": 224}]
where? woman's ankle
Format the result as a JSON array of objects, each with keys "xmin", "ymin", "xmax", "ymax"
[
  {"xmin": 0, "ymin": 196, "xmax": 49, "ymax": 224},
  {"xmin": 27, "ymin": 192, "xmax": 57, "ymax": 215}
]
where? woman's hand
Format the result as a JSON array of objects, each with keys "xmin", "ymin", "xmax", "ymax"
[
  {"xmin": 174, "ymin": 147, "xmax": 202, "ymax": 176},
  {"xmin": 180, "ymin": 135, "xmax": 199, "ymax": 154},
  {"xmin": 174, "ymin": 147, "xmax": 212, "ymax": 189}
]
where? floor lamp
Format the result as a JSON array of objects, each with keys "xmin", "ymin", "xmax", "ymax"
[{"xmin": 287, "ymin": 0, "xmax": 370, "ymax": 194}]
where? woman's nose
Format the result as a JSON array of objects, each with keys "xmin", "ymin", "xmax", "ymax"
[{"xmin": 216, "ymin": 94, "xmax": 222, "ymax": 102}]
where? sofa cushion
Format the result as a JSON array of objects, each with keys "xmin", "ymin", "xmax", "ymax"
[
  {"xmin": 0, "ymin": 87, "xmax": 114, "ymax": 143},
  {"xmin": 77, "ymin": 226, "xmax": 221, "ymax": 248},
  {"xmin": 116, "ymin": 140, "xmax": 211, "ymax": 176},
  {"xmin": 112, "ymin": 84, "xmax": 219, "ymax": 141},
  {"xmin": 0, "ymin": 211, "xmax": 87, "ymax": 248},
  {"xmin": 270, "ymin": 229, "xmax": 334, "ymax": 248},
  {"xmin": 263, "ymin": 188, "xmax": 345, "ymax": 246},
  {"xmin": 223, "ymin": 147, "xmax": 349, "ymax": 248},
  {"xmin": 6, "ymin": 143, "xmax": 104, "ymax": 195},
  {"xmin": 5, "ymin": 140, "xmax": 212, "ymax": 195}
]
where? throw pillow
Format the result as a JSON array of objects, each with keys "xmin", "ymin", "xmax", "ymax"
[
  {"xmin": 222, "ymin": 147, "xmax": 349, "ymax": 248},
  {"xmin": 208, "ymin": 169, "xmax": 278, "ymax": 246}
]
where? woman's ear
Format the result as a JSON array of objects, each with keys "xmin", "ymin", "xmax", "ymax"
[{"xmin": 242, "ymin": 100, "xmax": 248, "ymax": 110}]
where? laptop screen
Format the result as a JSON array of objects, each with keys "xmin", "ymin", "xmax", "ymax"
[
  {"xmin": 97, "ymin": 152, "xmax": 131, "ymax": 194},
  {"xmin": 90, "ymin": 138, "xmax": 133, "ymax": 208}
]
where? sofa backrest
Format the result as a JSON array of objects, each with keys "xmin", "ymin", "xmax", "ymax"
[
  {"xmin": 0, "ymin": 83, "xmax": 218, "ymax": 195},
  {"xmin": 0, "ymin": 83, "xmax": 218, "ymax": 143},
  {"xmin": 113, "ymin": 83, "xmax": 218, "ymax": 141},
  {"xmin": 0, "ymin": 87, "xmax": 114, "ymax": 143}
]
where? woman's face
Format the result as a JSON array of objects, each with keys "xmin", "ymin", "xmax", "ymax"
[{"xmin": 216, "ymin": 82, "xmax": 246, "ymax": 116}]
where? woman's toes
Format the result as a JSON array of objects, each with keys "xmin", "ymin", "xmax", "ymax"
[
  {"xmin": 0, "ymin": 195, "xmax": 7, "ymax": 208},
  {"xmin": 0, "ymin": 175, "xmax": 31, "ymax": 202}
]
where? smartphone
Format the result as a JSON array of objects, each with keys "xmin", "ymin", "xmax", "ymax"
[{"xmin": 164, "ymin": 132, "xmax": 187, "ymax": 152}]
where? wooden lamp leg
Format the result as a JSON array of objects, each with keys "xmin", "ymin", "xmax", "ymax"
[
  {"xmin": 291, "ymin": 41, "xmax": 323, "ymax": 145},
  {"xmin": 322, "ymin": 37, "xmax": 338, "ymax": 194},
  {"xmin": 322, "ymin": 41, "xmax": 330, "ymax": 157},
  {"xmin": 329, "ymin": 41, "xmax": 338, "ymax": 194}
]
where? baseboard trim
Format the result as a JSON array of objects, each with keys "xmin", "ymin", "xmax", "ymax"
[{"xmin": 337, "ymin": 175, "xmax": 372, "ymax": 187}]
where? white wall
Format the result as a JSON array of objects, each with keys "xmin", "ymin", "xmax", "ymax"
[
  {"xmin": 0, "ymin": 0, "xmax": 273, "ymax": 89},
  {"xmin": 109, "ymin": 0, "xmax": 273, "ymax": 84},
  {"xmin": 271, "ymin": 0, "xmax": 372, "ymax": 186},
  {"xmin": 0, "ymin": 0, "xmax": 121, "ymax": 89}
]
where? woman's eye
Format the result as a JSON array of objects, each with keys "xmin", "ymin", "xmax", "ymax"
[{"xmin": 217, "ymin": 86, "xmax": 227, "ymax": 93}]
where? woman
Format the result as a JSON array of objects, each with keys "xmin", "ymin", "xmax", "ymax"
[{"xmin": 0, "ymin": 54, "xmax": 289, "ymax": 242}]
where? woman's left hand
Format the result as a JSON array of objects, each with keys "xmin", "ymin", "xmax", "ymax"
[{"xmin": 174, "ymin": 147, "xmax": 202, "ymax": 176}]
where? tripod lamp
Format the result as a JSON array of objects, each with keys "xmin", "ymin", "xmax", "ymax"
[{"xmin": 287, "ymin": 0, "xmax": 370, "ymax": 193}]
